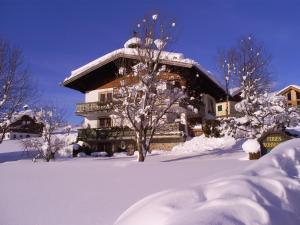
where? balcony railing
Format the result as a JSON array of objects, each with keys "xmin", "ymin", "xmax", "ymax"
[
  {"xmin": 76, "ymin": 101, "xmax": 114, "ymax": 114},
  {"xmin": 77, "ymin": 123, "xmax": 184, "ymax": 142},
  {"xmin": 77, "ymin": 127, "xmax": 135, "ymax": 141}
]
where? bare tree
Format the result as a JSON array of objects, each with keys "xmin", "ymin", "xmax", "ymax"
[
  {"xmin": 21, "ymin": 106, "xmax": 66, "ymax": 162},
  {"xmin": 217, "ymin": 34, "xmax": 273, "ymax": 95},
  {"xmin": 0, "ymin": 38, "xmax": 36, "ymax": 143},
  {"xmin": 114, "ymin": 14, "xmax": 185, "ymax": 162}
]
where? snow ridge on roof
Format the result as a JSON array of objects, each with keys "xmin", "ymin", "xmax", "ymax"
[
  {"xmin": 277, "ymin": 84, "xmax": 300, "ymax": 94},
  {"xmin": 64, "ymin": 46, "xmax": 225, "ymax": 92}
]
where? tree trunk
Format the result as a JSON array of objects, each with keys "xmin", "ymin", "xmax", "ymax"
[
  {"xmin": 138, "ymin": 150, "xmax": 145, "ymax": 162},
  {"xmin": 137, "ymin": 140, "xmax": 146, "ymax": 162}
]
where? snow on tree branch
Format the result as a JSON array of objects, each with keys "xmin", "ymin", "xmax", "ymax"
[{"xmin": 113, "ymin": 14, "xmax": 185, "ymax": 162}]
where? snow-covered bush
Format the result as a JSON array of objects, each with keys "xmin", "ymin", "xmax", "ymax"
[{"xmin": 202, "ymin": 120, "xmax": 221, "ymax": 137}]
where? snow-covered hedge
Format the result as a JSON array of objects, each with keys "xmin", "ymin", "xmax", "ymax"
[{"xmin": 115, "ymin": 139, "xmax": 300, "ymax": 225}]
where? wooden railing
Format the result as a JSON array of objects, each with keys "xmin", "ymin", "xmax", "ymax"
[
  {"xmin": 77, "ymin": 123, "xmax": 184, "ymax": 141},
  {"xmin": 76, "ymin": 101, "xmax": 114, "ymax": 114}
]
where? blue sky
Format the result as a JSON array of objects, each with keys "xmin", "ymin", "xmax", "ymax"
[{"xmin": 1, "ymin": 0, "xmax": 300, "ymax": 124}]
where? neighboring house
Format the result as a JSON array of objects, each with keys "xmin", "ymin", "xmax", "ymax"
[
  {"xmin": 63, "ymin": 38, "xmax": 227, "ymax": 153},
  {"xmin": 215, "ymin": 87, "xmax": 242, "ymax": 117},
  {"xmin": 4, "ymin": 106, "xmax": 43, "ymax": 140},
  {"xmin": 277, "ymin": 84, "xmax": 300, "ymax": 107}
]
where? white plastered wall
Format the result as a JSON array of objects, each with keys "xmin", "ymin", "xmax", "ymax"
[{"xmin": 85, "ymin": 88, "xmax": 114, "ymax": 102}]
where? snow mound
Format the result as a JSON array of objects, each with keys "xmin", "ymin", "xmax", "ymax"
[
  {"xmin": 115, "ymin": 138, "xmax": 300, "ymax": 225},
  {"xmin": 172, "ymin": 135, "xmax": 236, "ymax": 154},
  {"xmin": 286, "ymin": 126, "xmax": 300, "ymax": 137},
  {"xmin": 242, "ymin": 139, "xmax": 261, "ymax": 153}
]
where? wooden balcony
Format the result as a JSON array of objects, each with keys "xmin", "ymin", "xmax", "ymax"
[
  {"xmin": 77, "ymin": 127, "xmax": 135, "ymax": 141},
  {"xmin": 76, "ymin": 101, "xmax": 114, "ymax": 115},
  {"xmin": 77, "ymin": 123, "xmax": 184, "ymax": 142}
]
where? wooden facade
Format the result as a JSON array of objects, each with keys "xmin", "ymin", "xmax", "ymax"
[{"xmin": 277, "ymin": 85, "xmax": 300, "ymax": 107}]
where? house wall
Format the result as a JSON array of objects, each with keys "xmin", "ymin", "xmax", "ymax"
[
  {"xmin": 85, "ymin": 88, "xmax": 114, "ymax": 102},
  {"xmin": 285, "ymin": 89, "xmax": 300, "ymax": 106},
  {"xmin": 84, "ymin": 118, "xmax": 98, "ymax": 128},
  {"xmin": 203, "ymin": 94, "xmax": 216, "ymax": 119},
  {"xmin": 216, "ymin": 102, "xmax": 228, "ymax": 117},
  {"xmin": 5, "ymin": 132, "xmax": 40, "ymax": 140},
  {"xmin": 216, "ymin": 101, "xmax": 238, "ymax": 117}
]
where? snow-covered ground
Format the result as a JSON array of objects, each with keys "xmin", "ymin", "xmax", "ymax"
[
  {"xmin": 116, "ymin": 139, "xmax": 300, "ymax": 225},
  {"xmin": 0, "ymin": 136, "xmax": 251, "ymax": 225}
]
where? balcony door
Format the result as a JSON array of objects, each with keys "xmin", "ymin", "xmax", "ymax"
[{"xmin": 98, "ymin": 118, "xmax": 112, "ymax": 128}]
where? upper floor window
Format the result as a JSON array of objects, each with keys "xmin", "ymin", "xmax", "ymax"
[
  {"xmin": 296, "ymin": 92, "xmax": 300, "ymax": 100},
  {"xmin": 287, "ymin": 92, "xmax": 292, "ymax": 101},
  {"xmin": 22, "ymin": 120, "xmax": 30, "ymax": 125},
  {"xmin": 99, "ymin": 92, "xmax": 113, "ymax": 103}
]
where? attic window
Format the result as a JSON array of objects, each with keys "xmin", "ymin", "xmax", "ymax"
[
  {"xmin": 287, "ymin": 92, "xmax": 291, "ymax": 101},
  {"xmin": 297, "ymin": 92, "xmax": 300, "ymax": 100}
]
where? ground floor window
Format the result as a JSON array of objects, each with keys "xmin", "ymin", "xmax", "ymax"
[{"xmin": 217, "ymin": 105, "xmax": 223, "ymax": 112}]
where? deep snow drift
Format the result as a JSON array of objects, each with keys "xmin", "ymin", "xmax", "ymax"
[{"xmin": 115, "ymin": 139, "xmax": 300, "ymax": 225}]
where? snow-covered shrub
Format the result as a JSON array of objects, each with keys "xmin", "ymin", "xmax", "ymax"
[{"xmin": 202, "ymin": 120, "xmax": 221, "ymax": 138}]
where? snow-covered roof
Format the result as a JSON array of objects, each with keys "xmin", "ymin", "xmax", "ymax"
[
  {"xmin": 277, "ymin": 84, "xmax": 300, "ymax": 95},
  {"xmin": 9, "ymin": 109, "xmax": 35, "ymax": 125},
  {"xmin": 124, "ymin": 37, "xmax": 142, "ymax": 48},
  {"xmin": 63, "ymin": 39, "xmax": 225, "ymax": 92}
]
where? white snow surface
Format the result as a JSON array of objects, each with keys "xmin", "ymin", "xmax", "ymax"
[
  {"xmin": 115, "ymin": 138, "xmax": 300, "ymax": 225},
  {"xmin": 242, "ymin": 139, "xmax": 261, "ymax": 153},
  {"xmin": 172, "ymin": 135, "xmax": 236, "ymax": 154},
  {"xmin": 0, "ymin": 136, "xmax": 250, "ymax": 225}
]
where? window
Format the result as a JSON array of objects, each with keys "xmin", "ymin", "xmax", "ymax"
[
  {"xmin": 107, "ymin": 92, "xmax": 113, "ymax": 102},
  {"xmin": 100, "ymin": 93, "xmax": 106, "ymax": 103},
  {"xmin": 297, "ymin": 92, "xmax": 300, "ymax": 100},
  {"xmin": 22, "ymin": 120, "xmax": 31, "ymax": 125},
  {"xmin": 287, "ymin": 92, "xmax": 292, "ymax": 101},
  {"xmin": 99, "ymin": 118, "xmax": 111, "ymax": 128},
  {"xmin": 99, "ymin": 92, "xmax": 113, "ymax": 103},
  {"xmin": 217, "ymin": 105, "xmax": 223, "ymax": 112}
]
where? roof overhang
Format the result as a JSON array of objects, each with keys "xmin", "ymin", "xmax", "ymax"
[{"xmin": 62, "ymin": 48, "xmax": 226, "ymax": 95}]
